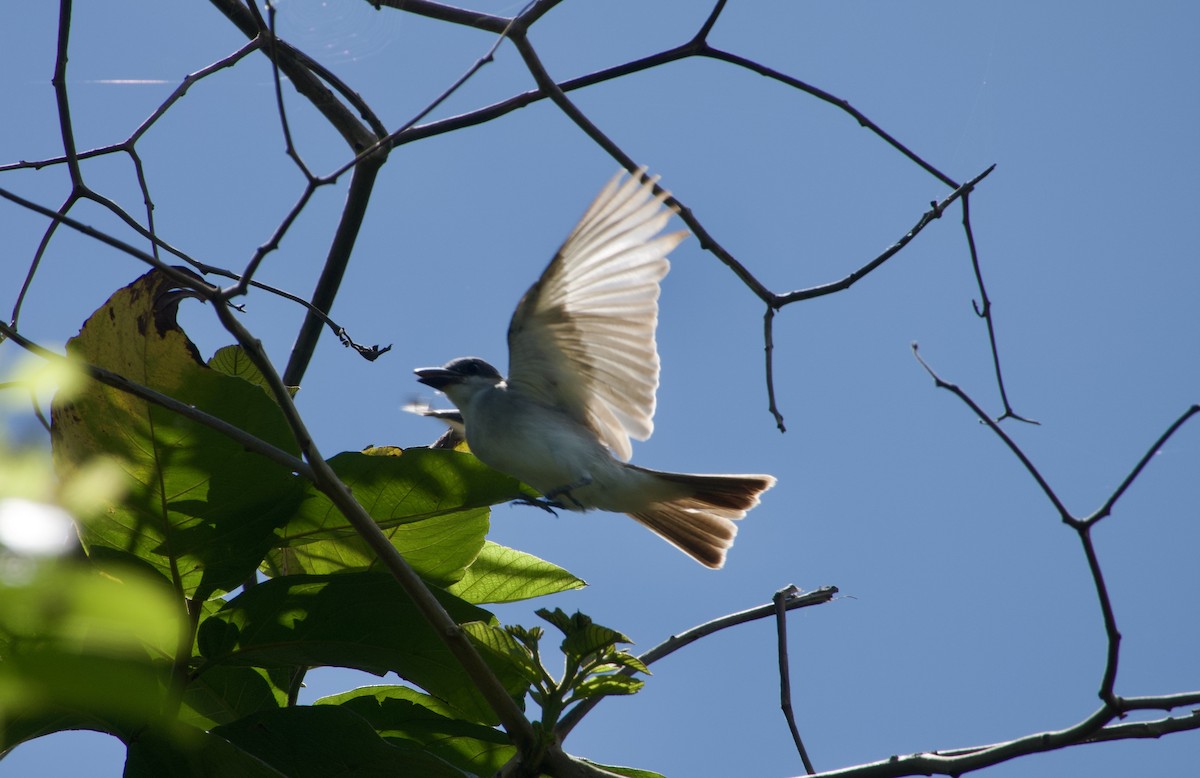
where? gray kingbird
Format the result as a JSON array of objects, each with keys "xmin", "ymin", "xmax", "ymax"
[{"xmin": 415, "ymin": 170, "xmax": 775, "ymax": 568}]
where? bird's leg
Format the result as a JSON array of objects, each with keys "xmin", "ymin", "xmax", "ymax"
[
  {"xmin": 543, "ymin": 476, "xmax": 592, "ymax": 510},
  {"xmin": 511, "ymin": 495, "xmax": 560, "ymax": 516}
]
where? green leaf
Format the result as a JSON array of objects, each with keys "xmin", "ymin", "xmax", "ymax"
[
  {"xmin": 447, "ymin": 541, "xmax": 585, "ymax": 604},
  {"xmin": 569, "ymin": 674, "xmax": 645, "ymax": 702},
  {"xmin": 212, "ymin": 705, "xmax": 468, "ymax": 778},
  {"xmin": 0, "ymin": 560, "xmax": 186, "ymax": 748},
  {"xmin": 52, "ymin": 270, "xmax": 305, "ymax": 600},
  {"xmin": 461, "ymin": 622, "xmax": 542, "ymax": 684},
  {"xmin": 125, "ymin": 726, "xmax": 286, "ymax": 778},
  {"xmin": 266, "ymin": 450, "xmax": 524, "ymax": 586},
  {"xmin": 600, "ymin": 652, "xmax": 651, "ymax": 676},
  {"xmin": 537, "ymin": 609, "xmax": 631, "ymax": 661},
  {"xmin": 196, "ymin": 572, "xmax": 528, "ymax": 724},
  {"xmin": 318, "ymin": 686, "xmax": 515, "ymax": 776},
  {"xmin": 578, "ymin": 759, "xmax": 665, "ymax": 778},
  {"xmin": 180, "ymin": 664, "xmax": 290, "ymax": 730},
  {"xmin": 208, "ymin": 344, "xmax": 298, "ymax": 398}
]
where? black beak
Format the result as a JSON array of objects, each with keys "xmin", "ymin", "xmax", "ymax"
[{"xmin": 414, "ymin": 367, "xmax": 458, "ymax": 391}]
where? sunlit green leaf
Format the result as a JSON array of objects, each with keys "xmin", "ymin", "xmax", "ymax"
[
  {"xmin": 266, "ymin": 449, "xmax": 524, "ymax": 586},
  {"xmin": 600, "ymin": 652, "xmax": 651, "ymax": 676},
  {"xmin": 208, "ymin": 344, "xmax": 297, "ymax": 398},
  {"xmin": 537, "ymin": 608, "xmax": 631, "ymax": 661},
  {"xmin": 578, "ymin": 759, "xmax": 665, "ymax": 778},
  {"xmin": 569, "ymin": 674, "xmax": 644, "ymax": 702},
  {"xmin": 448, "ymin": 541, "xmax": 585, "ymax": 604},
  {"xmin": 461, "ymin": 622, "xmax": 541, "ymax": 684}
]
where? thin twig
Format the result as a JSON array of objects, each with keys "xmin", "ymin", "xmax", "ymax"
[
  {"xmin": 281, "ymin": 159, "xmax": 386, "ymax": 384},
  {"xmin": 371, "ymin": 0, "xmax": 510, "ymax": 33},
  {"xmin": 556, "ymin": 586, "xmax": 838, "ymax": 738},
  {"xmin": 264, "ymin": 1, "xmax": 316, "ymax": 183},
  {"xmin": 775, "ymin": 585, "xmax": 816, "ymax": 774},
  {"xmin": 209, "ymin": 0, "xmax": 379, "ymax": 151},
  {"xmin": 904, "ymin": 344, "xmax": 1200, "ymax": 778},
  {"xmin": 1084, "ymin": 404, "xmax": 1200, "ymax": 528},
  {"xmin": 911, "ymin": 342, "xmax": 1071, "ymax": 521},
  {"xmin": 764, "ymin": 306, "xmax": 786, "ymax": 431},
  {"xmin": 10, "ymin": 191, "xmax": 78, "ymax": 327},
  {"xmin": 330, "ymin": 7, "xmax": 520, "ymax": 183},
  {"xmin": 0, "ymin": 181, "xmax": 387, "ymax": 360},
  {"xmin": 774, "ymin": 167, "xmax": 995, "ymax": 306},
  {"xmin": 701, "ymin": 47, "xmax": 956, "ymax": 188},
  {"xmin": 1079, "ymin": 527, "xmax": 1121, "ymax": 705},
  {"xmin": 51, "ymin": 0, "xmax": 82, "ymax": 186},
  {"xmin": 280, "ymin": 3, "xmax": 522, "ymax": 383},
  {"xmin": 961, "ymin": 192, "xmax": 1034, "ymax": 424},
  {"xmin": 755, "ymin": 169, "xmax": 993, "ymax": 425},
  {"xmin": 0, "ymin": 187, "xmax": 214, "ymax": 293},
  {"xmin": 2, "ymin": 39, "xmax": 261, "ymax": 309},
  {"xmin": 694, "ymin": 0, "xmax": 729, "ymax": 42}
]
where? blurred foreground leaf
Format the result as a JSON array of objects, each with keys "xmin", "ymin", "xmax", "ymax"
[{"xmin": 0, "ymin": 561, "xmax": 185, "ymax": 748}]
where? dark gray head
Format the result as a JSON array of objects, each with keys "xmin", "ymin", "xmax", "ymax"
[{"xmin": 414, "ymin": 357, "xmax": 502, "ymax": 391}]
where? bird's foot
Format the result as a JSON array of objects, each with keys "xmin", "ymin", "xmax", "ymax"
[
  {"xmin": 543, "ymin": 477, "xmax": 592, "ymax": 510},
  {"xmin": 511, "ymin": 495, "xmax": 562, "ymax": 516}
]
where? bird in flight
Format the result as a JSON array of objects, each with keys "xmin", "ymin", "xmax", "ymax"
[{"xmin": 416, "ymin": 169, "xmax": 775, "ymax": 568}]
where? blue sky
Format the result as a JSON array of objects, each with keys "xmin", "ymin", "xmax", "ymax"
[{"xmin": 2, "ymin": 1, "xmax": 1198, "ymax": 776}]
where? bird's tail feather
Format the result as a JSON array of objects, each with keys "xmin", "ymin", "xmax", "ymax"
[{"xmin": 627, "ymin": 469, "xmax": 775, "ymax": 569}]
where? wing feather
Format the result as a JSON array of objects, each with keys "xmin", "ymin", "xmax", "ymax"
[{"xmin": 506, "ymin": 169, "xmax": 687, "ymax": 461}]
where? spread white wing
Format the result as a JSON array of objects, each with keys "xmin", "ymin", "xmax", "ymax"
[{"xmin": 506, "ymin": 169, "xmax": 688, "ymax": 461}]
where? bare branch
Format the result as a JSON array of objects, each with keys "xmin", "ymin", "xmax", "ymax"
[
  {"xmin": 371, "ymin": 0, "xmax": 510, "ymax": 33},
  {"xmin": 808, "ymin": 695, "xmax": 1200, "ymax": 778},
  {"xmin": 906, "ymin": 344, "xmax": 1200, "ymax": 777},
  {"xmin": 775, "ymin": 585, "xmax": 816, "ymax": 774},
  {"xmin": 51, "ymin": 0, "xmax": 83, "ymax": 186},
  {"xmin": 556, "ymin": 586, "xmax": 838, "ymax": 738},
  {"xmin": 281, "ymin": 159, "xmax": 386, "ymax": 384},
  {"xmin": 759, "ymin": 169, "xmax": 993, "ymax": 424},
  {"xmin": 764, "ymin": 306, "xmax": 786, "ymax": 432},
  {"xmin": 1084, "ymin": 710, "xmax": 1200, "ymax": 744},
  {"xmin": 1085, "ymin": 404, "xmax": 1200, "ymax": 528},
  {"xmin": 264, "ymin": 3, "xmax": 317, "ymax": 184},
  {"xmin": 1079, "ymin": 527, "xmax": 1121, "ymax": 704},
  {"xmin": 0, "ymin": 187, "xmax": 216, "ymax": 293},
  {"xmin": 209, "ymin": 0, "xmax": 380, "ymax": 151},
  {"xmin": 961, "ymin": 192, "xmax": 1035, "ymax": 424},
  {"xmin": 911, "ymin": 342, "xmax": 1073, "ymax": 522},
  {"xmin": 9, "ymin": 191, "xmax": 78, "ymax": 328},
  {"xmin": 700, "ymin": 47, "xmax": 957, "ymax": 188},
  {"xmin": 694, "ymin": 0, "xmax": 729, "ymax": 42},
  {"xmin": 775, "ymin": 166, "xmax": 995, "ymax": 306}
]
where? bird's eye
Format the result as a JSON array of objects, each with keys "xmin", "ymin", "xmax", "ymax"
[{"xmin": 446, "ymin": 357, "xmax": 499, "ymax": 380}]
